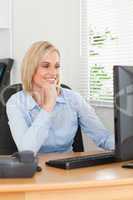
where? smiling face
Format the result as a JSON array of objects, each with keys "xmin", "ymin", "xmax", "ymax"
[{"xmin": 32, "ymin": 50, "xmax": 60, "ymax": 89}]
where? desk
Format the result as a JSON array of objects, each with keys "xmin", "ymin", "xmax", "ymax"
[{"xmin": 0, "ymin": 152, "xmax": 133, "ymax": 200}]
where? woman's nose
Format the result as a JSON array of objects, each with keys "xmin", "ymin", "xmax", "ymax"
[{"xmin": 48, "ymin": 68, "xmax": 57, "ymax": 76}]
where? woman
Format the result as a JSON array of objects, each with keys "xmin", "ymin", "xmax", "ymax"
[{"xmin": 6, "ymin": 41, "xmax": 114, "ymax": 154}]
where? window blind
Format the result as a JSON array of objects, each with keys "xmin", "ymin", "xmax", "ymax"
[{"xmin": 80, "ymin": 0, "xmax": 133, "ymax": 106}]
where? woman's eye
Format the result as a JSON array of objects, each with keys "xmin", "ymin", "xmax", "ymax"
[
  {"xmin": 55, "ymin": 65, "xmax": 60, "ymax": 68},
  {"xmin": 42, "ymin": 65, "xmax": 49, "ymax": 68}
]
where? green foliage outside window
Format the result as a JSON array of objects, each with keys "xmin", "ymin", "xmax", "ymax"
[{"xmin": 89, "ymin": 26, "xmax": 118, "ymax": 103}]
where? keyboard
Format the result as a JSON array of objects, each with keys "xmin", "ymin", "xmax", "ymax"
[{"xmin": 45, "ymin": 152, "xmax": 115, "ymax": 169}]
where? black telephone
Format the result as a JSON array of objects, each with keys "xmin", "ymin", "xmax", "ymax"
[{"xmin": 0, "ymin": 150, "xmax": 42, "ymax": 178}]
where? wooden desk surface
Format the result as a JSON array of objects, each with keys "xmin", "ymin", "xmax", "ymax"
[{"xmin": 0, "ymin": 152, "xmax": 133, "ymax": 200}]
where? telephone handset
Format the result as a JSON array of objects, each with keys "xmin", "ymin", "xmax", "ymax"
[
  {"xmin": 0, "ymin": 150, "xmax": 42, "ymax": 178},
  {"xmin": 12, "ymin": 150, "xmax": 36, "ymax": 163}
]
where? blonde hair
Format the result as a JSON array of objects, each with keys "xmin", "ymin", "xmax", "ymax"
[{"xmin": 21, "ymin": 41, "xmax": 60, "ymax": 93}]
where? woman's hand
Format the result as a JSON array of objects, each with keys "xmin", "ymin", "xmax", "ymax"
[{"xmin": 42, "ymin": 83, "xmax": 58, "ymax": 112}]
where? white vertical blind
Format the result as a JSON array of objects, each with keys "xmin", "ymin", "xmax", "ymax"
[
  {"xmin": 80, "ymin": 0, "xmax": 133, "ymax": 105},
  {"xmin": 79, "ymin": 0, "xmax": 89, "ymax": 101}
]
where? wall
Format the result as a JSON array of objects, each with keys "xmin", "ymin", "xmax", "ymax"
[{"xmin": 11, "ymin": 0, "xmax": 80, "ymax": 90}]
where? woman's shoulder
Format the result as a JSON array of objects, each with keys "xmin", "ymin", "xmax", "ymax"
[
  {"xmin": 6, "ymin": 90, "xmax": 26, "ymax": 106},
  {"xmin": 61, "ymin": 87, "xmax": 83, "ymax": 102}
]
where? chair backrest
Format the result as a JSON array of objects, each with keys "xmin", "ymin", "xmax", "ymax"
[
  {"xmin": 0, "ymin": 63, "xmax": 6, "ymax": 84},
  {"xmin": 0, "ymin": 58, "xmax": 14, "ymax": 114},
  {"xmin": 0, "ymin": 58, "xmax": 14, "ymax": 88},
  {"xmin": 0, "ymin": 59, "xmax": 16, "ymax": 154},
  {"xmin": 0, "ymin": 84, "xmax": 21, "ymax": 154},
  {"xmin": 0, "ymin": 83, "xmax": 84, "ymax": 154}
]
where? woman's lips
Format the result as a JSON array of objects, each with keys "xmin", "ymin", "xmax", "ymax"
[{"xmin": 46, "ymin": 78, "xmax": 56, "ymax": 84}]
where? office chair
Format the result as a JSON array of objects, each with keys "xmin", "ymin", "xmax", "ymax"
[
  {"xmin": 0, "ymin": 58, "xmax": 14, "ymax": 114},
  {"xmin": 0, "ymin": 58, "xmax": 14, "ymax": 88},
  {"xmin": 0, "ymin": 59, "xmax": 15, "ymax": 154},
  {"xmin": 0, "ymin": 83, "xmax": 84, "ymax": 154}
]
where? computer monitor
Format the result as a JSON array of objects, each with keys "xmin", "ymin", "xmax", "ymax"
[{"xmin": 114, "ymin": 65, "xmax": 133, "ymax": 161}]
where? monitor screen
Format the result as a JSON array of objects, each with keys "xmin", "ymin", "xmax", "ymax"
[{"xmin": 114, "ymin": 65, "xmax": 133, "ymax": 160}]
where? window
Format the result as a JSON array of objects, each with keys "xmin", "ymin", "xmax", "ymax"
[
  {"xmin": 80, "ymin": 0, "xmax": 133, "ymax": 106},
  {"xmin": 0, "ymin": 0, "xmax": 12, "ymax": 58}
]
